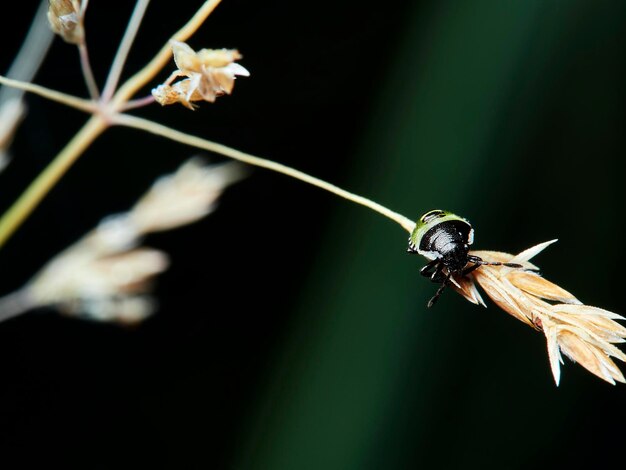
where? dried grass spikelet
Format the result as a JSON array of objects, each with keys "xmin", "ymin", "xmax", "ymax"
[
  {"xmin": 19, "ymin": 158, "xmax": 245, "ymax": 324},
  {"xmin": 29, "ymin": 245, "xmax": 169, "ymax": 324},
  {"xmin": 47, "ymin": 0, "xmax": 83, "ymax": 44},
  {"xmin": 453, "ymin": 240, "xmax": 626, "ymax": 385},
  {"xmin": 152, "ymin": 81, "xmax": 203, "ymax": 110},
  {"xmin": 128, "ymin": 158, "xmax": 245, "ymax": 233},
  {"xmin": 152, "ymin": 41, "xmax": 250, "ymax": 109}
]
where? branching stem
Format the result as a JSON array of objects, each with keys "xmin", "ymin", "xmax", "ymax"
[
  {"xmin": 0, "ymin": 0, "xmax": 416, "ymax": 254},
  {"xmin": 0, "ymin": 117, "xmax": 107, "ymax": 248}
]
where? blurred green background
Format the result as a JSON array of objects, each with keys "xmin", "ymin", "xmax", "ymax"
[{"xmin": 1, "ymin": 0, "xmax": 625, "ymax": 468}]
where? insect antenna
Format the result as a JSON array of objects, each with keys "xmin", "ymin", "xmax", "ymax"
[{"xmin": 467, "ymin": 255, "xmax": 522, "ymax": 269}]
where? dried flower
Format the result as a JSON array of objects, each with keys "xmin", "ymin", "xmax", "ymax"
[
  {"xmin": 152, "ymin": 41, "xmax": 250, "ymax": 109},
  {"xmin": 0, "ymin": 158, "xmax": 244, "ymax": 325},
  {"xmin": 453, "ymin": 240, "xmax": 626, "ymax": 385},
  {"xmin": 47, "ymin": 0, "xmax": 84, "ymax": 44}
]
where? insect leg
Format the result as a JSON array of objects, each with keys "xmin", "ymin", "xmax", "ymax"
[
  {"xmin": 427, "ymin": 271, "xmax": 451, "ymax": 308},
  {"xmin": 420, "ymin": 260, "xmax": 439, "ymax": 278},
  {"xmin": 422, "ymin": 262, "xmax": 447, "ymax": 284},
  {"xmin": 430, "ymin": 263, "xmax": 447, "ymax": 283}
]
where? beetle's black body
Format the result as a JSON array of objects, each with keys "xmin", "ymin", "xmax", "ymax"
[
  {"xmin": 417, "ymin": 218, "xmax": 473, "ymax": 272},
  {"xmin": 408, "ymin": 210, "xmax": 522, "ymax": 307}
]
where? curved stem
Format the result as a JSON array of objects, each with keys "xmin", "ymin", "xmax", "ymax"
[
  {"xmin": 0, "ymin": 117, "xmax": 107, "ymax": 249},
  {"xmin": 114, "ymin": 113, "xmax": 416, "ymax": 233},
  {"xmin": 78, "ymin": 43, "xmax": 100, "ymax": 100},
  {"xmin": 73, "ymin": 0, "xmax": 99, "ymax": 100},
  {"xmin": 112, "ymin": 0, "xmax": 222, "ymax": 107},
  {"xmin": 101, "ymin": 0, "xmax": 152, "ymax": 102},
  {"xmin": 0, "ymin": 75, "xmax": 95, "ymax": 113}
]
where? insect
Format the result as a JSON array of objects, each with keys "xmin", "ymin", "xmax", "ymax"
[{"xmin": 408, "ymin": 210, "xmax": 522, "ymax": 307}]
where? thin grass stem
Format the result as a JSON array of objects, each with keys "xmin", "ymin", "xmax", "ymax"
[
  {"xmin": 101, "ymin": 0, "xmax": 152, "ymax": 102},
  {"xmin": 114, "ymin": 113, "xmax": 416, "ymax": 233},
  {"xmin": 0, "ymin": 0, "xmax": 54, "ymax": 103},
  {"xmin": 0, "ymin": 76, "xmax": 95, "ymax": 113},
  {"xmin": 0, "ymin": 117, "xmax": 107, "ymax": 249},
  {"xmin": 76, "ymin": 0, "xmax": 98, "ymax": 98},
  {"xmin": 121, "ymin": 94, "xmax": 156, "ymax": 111},
  {"xmin": 78, "ymin": 43, "xmax": 100, "ymax": 100}
]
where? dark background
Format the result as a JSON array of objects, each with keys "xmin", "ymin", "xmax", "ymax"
[{"xmin": 1, "ymin": 1, "xmax": 625, "ymax": 468}]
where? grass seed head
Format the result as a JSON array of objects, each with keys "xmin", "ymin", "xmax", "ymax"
[{"xmin": 454, "ymin": 241, "xmax": 626, "ymax": 385}]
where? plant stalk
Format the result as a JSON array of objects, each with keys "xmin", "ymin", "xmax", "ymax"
[
  {"xmin": 114, "ymin": 113, "xmax": 416, "ymax": 233},
  {"xmin": 101, "ymin": 0, "xmax": 152, "ymax": 102},
  {"xmin": 0, "ymin": 117, "xmax": 107, "ymax": 249}
]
